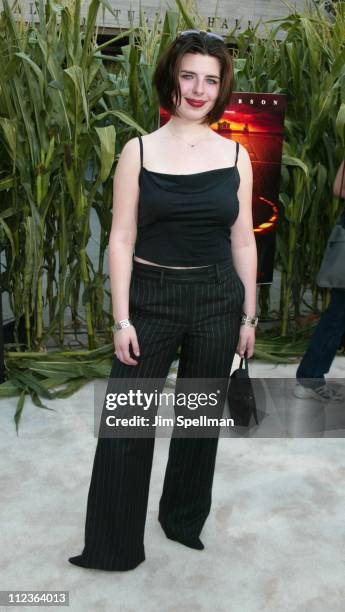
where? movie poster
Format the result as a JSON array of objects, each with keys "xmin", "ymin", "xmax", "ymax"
[{"xmin": 160, "ymin": 92, "xmax": 286, "ymax": 284}]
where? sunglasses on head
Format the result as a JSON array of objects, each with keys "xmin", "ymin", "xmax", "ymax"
[{"xmin": 179, "ymin": 29, "xmax": 225, "ymax": 43}]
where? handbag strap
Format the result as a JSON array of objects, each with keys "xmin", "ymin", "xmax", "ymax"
[{"xmin": 239, "ymin": 354, "xmax": 249, "ymax": 374}]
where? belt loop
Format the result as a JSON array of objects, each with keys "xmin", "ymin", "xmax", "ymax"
[
  {"xmin": 160, "ymin": 268, "xmax": 164, "ymax": 289},
  {"xmin": 215, "ymin": 263, "xmax": 220, "ymax": 283}
]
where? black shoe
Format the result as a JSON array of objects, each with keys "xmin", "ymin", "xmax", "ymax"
[
  {"xmin": 159, "ymin": 519, "xmax": 204, "ymax": 550},
  {"xmin": 68, "ymin": 554, "xmax": 145, "ymax": 571},
  {"xmin": 68, "ymin": 555, "xmax": 85, "ymax": 567}
]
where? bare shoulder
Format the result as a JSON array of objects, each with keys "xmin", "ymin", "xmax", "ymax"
[
  {"xmin": 141, "ymin": 128, "xmax": 165, "ymax": 144},
  {"xmin": 121, "ymin": 134, "xmax": 142, "ymax": 156},
  {"xmin": 223, "ymin": 137, "xmax": 249, "ymax": 159},
  {"xmin": 123, "ymin": 129, "xmax": 168, "ymax": 167},
  {"xmin": 235, "ymin": 142, "xmax": 252, "ymax": 182},
  {"xmin": 116, "ymin": 135, "xmax": 143, "ymax": 175},
  {"xmin": 216, "ymin": 134, "xmax": 249, "ymax": 165},
  {"xmin": 236, "ymin": 141, "xmax": 251, "ymax": 165},
  {"xmin": 120, "ymin": 131, "xmax": 157, "ymax": 160}
]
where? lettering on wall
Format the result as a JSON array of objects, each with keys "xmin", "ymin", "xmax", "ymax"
[{"xmin": 13, "ymin": 2, "xmax": 285, "ymax": 33}]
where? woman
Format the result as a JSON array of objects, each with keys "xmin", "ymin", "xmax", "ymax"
[
  {"xmin": 295, "ymin": 159, "xmax": 345, "ymax": 402},
  {"xmin": 68, "ymin": 29, "xmax": 257, "ymax": 571}
]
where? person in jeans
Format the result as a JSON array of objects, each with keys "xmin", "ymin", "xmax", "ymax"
[
  {"xmin": 295, "ymin": 159, "xmax": 345, "ymax": 402},
  {"xmin": 68, "ymin": 30, "xmax": 257, "ymax": 571}
]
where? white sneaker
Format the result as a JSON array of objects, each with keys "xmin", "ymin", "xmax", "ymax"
[{"xmin": 294, "ymin": 383, "xmax": 345, "ymax": 403}]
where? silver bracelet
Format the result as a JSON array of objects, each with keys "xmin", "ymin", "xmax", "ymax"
[
  {"xmin": 240, "ymin": 314, "xmax": 258, "ymax": 328},
  {"xmin": 111, "ymin": 318, "xmax": 133, "ymax": 333}
]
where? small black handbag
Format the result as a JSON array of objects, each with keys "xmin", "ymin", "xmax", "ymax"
[{"xmin": 227, "ymin": 356, "xmax": 259, "ymax": 427}]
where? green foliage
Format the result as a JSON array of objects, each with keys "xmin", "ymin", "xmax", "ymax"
[{"xmin": 0, "ymin": 0, "xmax": 136, "ymax": 354}]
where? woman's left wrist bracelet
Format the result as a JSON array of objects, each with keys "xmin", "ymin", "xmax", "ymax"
[
  {"xmin": 111, "ymin": 318, "xmax": 133, "ymax": 333},
  {"xmin": 240, "ymin": 313, "xmax": 258, "ymax": 328}
]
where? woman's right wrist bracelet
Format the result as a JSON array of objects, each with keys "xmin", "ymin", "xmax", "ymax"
[{"xmin": 111, "ymin": 318, "xmax": 133, "ymax": 333}]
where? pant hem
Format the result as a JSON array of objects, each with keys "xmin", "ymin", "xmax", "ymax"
[
  {"xmin": 68, "ymin": 553, "xmax": 145, "ymax": 572},
  {"xmin": 158, "ymin": 517, "xmax": 205, "ymax": 550}
]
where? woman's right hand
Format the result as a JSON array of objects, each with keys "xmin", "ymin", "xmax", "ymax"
[{"xmin": 114, "ymin": 325, "xmax": 140, "ymax": 365}]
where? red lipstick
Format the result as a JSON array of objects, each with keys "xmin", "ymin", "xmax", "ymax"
[{"xmin": 185, "ymin": 98, "xmax": 206, "ymax": 107}]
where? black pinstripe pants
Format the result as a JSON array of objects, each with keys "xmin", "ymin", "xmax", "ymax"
[{"xmin": 69, "ymin": 257, "xmax": 244, "ymax": 571}]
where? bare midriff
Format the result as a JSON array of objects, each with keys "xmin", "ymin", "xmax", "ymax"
[{"xmin": 133, "ymin": 255, "xmax": 211, "ymax": 270}]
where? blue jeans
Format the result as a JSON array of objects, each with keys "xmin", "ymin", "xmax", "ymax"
[{"xmin": 296, "ymin": 289, "xmax": 345, "ymax": 388}]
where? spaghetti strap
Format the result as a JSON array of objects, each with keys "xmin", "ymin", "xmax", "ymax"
[
  {"xmin": 138, "ymin": 135, "xmax": 143, "ymax": 169},
  {"xmin": 234, "ymin": 141, "xmax": 239, "ymax": 167}
]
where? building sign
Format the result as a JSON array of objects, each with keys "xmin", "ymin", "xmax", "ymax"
[{"xmin": 11, "ymin": 1, "xmax": 306, "ymax": 37}]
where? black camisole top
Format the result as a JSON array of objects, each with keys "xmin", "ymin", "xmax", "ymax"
[{"xmin": 134, "ymin": 135, "xmax": 240, "ymax": 266}]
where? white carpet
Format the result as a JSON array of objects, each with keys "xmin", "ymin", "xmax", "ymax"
[{"xmin": 1, "ymin": 357, "xmax": 345, "ymax": 612}]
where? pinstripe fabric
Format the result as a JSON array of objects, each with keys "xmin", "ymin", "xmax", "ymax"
[{"xmin": 69, "ymin": 258, "xmax": 244, "ymax": 571}]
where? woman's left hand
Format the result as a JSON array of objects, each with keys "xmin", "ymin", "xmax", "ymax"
[{"xmin": 236, "ymin": 325, "xmax": 255, "ymax": 359}]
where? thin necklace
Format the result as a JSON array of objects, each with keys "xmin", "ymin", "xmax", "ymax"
[{"xmin": 166, "ymin": 124, "xmax": 213, "ymax": 148}]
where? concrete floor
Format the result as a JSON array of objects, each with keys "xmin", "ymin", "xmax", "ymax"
[{"xmin": 1, "ymin": 357, "xmax": 345, "ymax": 612}]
